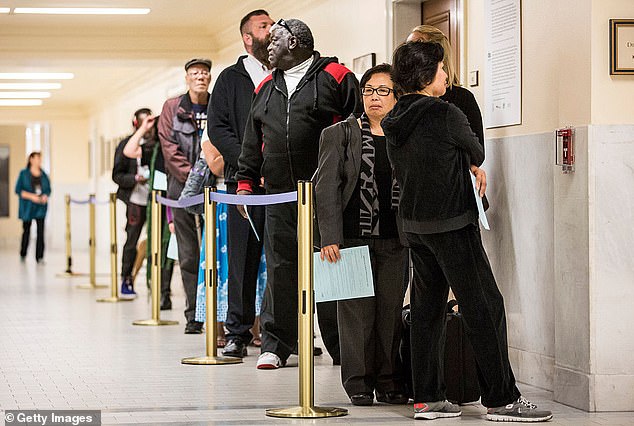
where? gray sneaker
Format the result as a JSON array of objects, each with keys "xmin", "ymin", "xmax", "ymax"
[
  {"xmin": 486, "ymin": 396, "xmax": 553, "ymax": 422},
  {"xmin": 414, "ymin": 400, "xmax": 461, "ymax": 420}
]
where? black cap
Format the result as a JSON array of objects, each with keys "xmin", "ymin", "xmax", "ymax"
[{"xmin": 184, "ymin": 58, "xmax": 212, "ymax": 71}]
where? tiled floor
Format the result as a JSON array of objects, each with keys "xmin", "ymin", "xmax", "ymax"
[{"xmin": 1, "ymin": 249, "xmax": 633, "ymax": 425}]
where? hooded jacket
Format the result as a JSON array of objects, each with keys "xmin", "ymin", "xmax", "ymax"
[
  {"xmin": 236, "ymin": 52, "xmax": 362, "ymax": 194},
  {"xmin": 381, "ymin": 94, "xmax": 484, "ymax": 234}
]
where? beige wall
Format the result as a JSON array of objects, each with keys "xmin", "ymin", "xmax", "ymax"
[
  {"xmin": 466, "ymin": 0, "xmax": 593, "ymax": 139},
  {"xmin": 591, "ymin": 0, "xmax": 634, "ymax": 125},
  {"xmin": 0, "ymin": 125, "xmax": 26, "ymax": 248}
]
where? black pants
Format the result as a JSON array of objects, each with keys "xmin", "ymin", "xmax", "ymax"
[
  {"xmin": 20, "ymin": 218, "xmax": 45, "ymax": 260},
  {"xmin": 338, "ymin": 237, "xmax": 405, "ymax": 396},
  {"xmin": 172, "ymin": 207, "xmax": 201, "ymax": 324},
  {"xmin": 407, "ymin": 224, "xmax": 521, "ymax": 408},
  {"xmin": 121, "ymin": 203, "xmax": 146, "ymax": 279},
  {"xmin": 260, "ymin": 202, "xmax": 339, "ymax": 361},
  {"xmin": 225, "ymin": 183, "xmax": 265, "ymax": 342}
]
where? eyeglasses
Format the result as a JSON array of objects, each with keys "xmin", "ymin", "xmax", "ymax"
[
  {"xmin": 361, "ymin": 86, "xmax": 394, "ymax": 97},
  {"xmin": 274, "ymin": 18, "xmax": 294, "ymax": 37},
  {"xmin": 187, "ymin": 70, "xmax": 210, "ymax": 78}
]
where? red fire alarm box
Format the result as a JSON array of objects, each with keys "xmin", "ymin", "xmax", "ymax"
[{"xmin": 555, "ymin": 127, "xmax": 575, "ymax": 174}]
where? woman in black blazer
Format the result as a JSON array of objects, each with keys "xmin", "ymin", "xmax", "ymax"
[{"xmin": 315, "ymin": 64, "xmax": 407, "ymax": 407}]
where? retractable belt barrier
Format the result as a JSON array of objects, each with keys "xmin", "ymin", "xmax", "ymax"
[
  {"xmin": 97, "ymin": 193, "xmax": 134, "ymax": 303},
  {"xmin": 56, "ymin": 193, "xmax": 109, "ymax": 286},
  {"xmin": 151, "ymin": 184, "xmax": 345, "ymax": 418}
]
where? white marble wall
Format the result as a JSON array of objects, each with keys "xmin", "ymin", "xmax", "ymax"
[
  {"xmin": 553, "ymin": 127, "xmax": 592, "ymax": 410},
  {"xmin": 485, "ymin": 126, "xmax": 634, "ymax": 411},
  {"xmin": 589, "ymin": 125, "xmax": 634, "ymax": 411},
  {"xmin": 481, "ymin": 132, "xmax": 556, "ymax": 391}
]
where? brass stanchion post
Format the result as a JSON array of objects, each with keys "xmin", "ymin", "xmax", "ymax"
[
  {"xmin": 182, "ymin": 186, "xmax": 241, "ymax": 365},
  {"xmin": 78, "ymin": 193, "xmax": 108, "ymax": 289},
  {"xmin": 56, "ymin": 194, "xmax": 90, "ymax": 278},
  {"xmin": 98, "ymin": 193, "xmax": 133, "ymax": 303},
  {"xmin": 133, "ymin": 190, "xmax": 178, "ymax": 326},
  {"xmin": 266, "ymin": 181, "xmax": 347, "ymax": 418},
  {"xmin": 64, "ymin": 194, "xmax": 72, "ymax": 273}
]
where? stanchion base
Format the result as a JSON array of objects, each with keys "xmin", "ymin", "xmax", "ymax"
[
  {"xmin": 266, "ymin": 406, "xmax": 348, "ymax": 418},
  {"xmin": 132, "ymin": 319, "xmax": 179, "ymax": 326},
  {"xmin": 181, "ymin": 355, "xmax": 243, "ymax": 365},
  {"xmin": 76, "ymin": 283, "xmax": 109, "ymax": 289},
  {"xmin": 56, "ymin": 272, "xmax": 109, "ymax": 278},
  {"xmin": 96, "ymin": 297, "xmax": 134, "ymax": 303},
  {"xmin": 56, "ymin": 271, "xmax": 88, "ymax": 278}
]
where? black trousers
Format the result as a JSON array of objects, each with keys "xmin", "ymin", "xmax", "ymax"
[
  {"xmin": 407, "ymin": 224, "xmax": 521, "ymax": 408},
  {"xmin": 225, "ymin": 184, "xmax": 265, "ymax": 342},
  {"xmin": 20, "ymin": 218, "xmax": 45, "ymax": 260},
  {"xmin": 338, "ymin": 237, "xmax": 406, "ymax": 396},
  {"xmin": 121, "ymin": 203, "xmax": 146, "ymax": 279},
  {"xmin": 260, "ymin": 202, "xmax": 339, "ymax": 361},
  {"xmin": 172, "ymin": 207, "xmax": 201, "ymax": 324}
]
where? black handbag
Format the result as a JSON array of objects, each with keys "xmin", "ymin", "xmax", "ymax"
[{"xmin": 179, "ymin": 157, "xmax": 216, "ymax": 215}]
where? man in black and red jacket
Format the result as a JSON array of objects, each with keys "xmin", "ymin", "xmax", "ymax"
[{"xmin": 236, "ymin": 18, "xmax": 362, "ymax": 369}]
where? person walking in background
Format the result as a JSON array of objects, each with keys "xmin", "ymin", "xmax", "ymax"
[
  {"xmin": 316, "ymin": 64, "xmax": 407, "ymax": 406},
  {"xmin": 159, "ymin": 58, "xmax": 212, "ymax": 334},
  {"xmin": 113, "ymin": 108, "xmax": 153, "ymax": 299},
  {"xmin": 15, "ymin": 151, "xmax": 51, "ymax": 263},
  {"xmin": 207, "ymin": 9, "xmax": 273, "ymax": 359}
]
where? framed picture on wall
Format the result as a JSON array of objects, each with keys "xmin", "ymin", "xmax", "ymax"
[
  {"xmin": 353, "ymin": 53, "xmax": 376, "ymax": 75},
  {"xmin": 610, "ymin": 19, "xmax": 634, "ymax": 75}
]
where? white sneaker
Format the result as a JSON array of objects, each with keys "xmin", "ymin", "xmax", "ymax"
[{"xmin": 256, "ymin": 352, "xmax": 285, "ymax": 369}]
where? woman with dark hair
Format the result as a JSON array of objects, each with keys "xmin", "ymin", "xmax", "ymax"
[
  {"xmin": 407, "ymin": 25, "xmax": 485, "ymax": 150},
  {"xmin": 382, "ymin": 41, "xmax": 552, "ymax": 422},
  {"xmin": 316, "ymin": 64, "xmax": 407, "ymax": 406},
  {"xmin": 15, "ymin": 151, "xmax": 51, "ymax": 263}
]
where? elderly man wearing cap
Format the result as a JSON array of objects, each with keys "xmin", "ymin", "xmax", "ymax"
[{"xmin": 159, "ymin": 57, "xmax": 213, "ymax": 334}]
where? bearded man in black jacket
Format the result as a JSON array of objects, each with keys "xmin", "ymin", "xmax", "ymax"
[
  {"xmin": 236, "ymin": 18, "xmax": 362, "ymax": 369},
  {"xmin": 207, "ymin": 9, "xmax": 274, "ymax": 359}
]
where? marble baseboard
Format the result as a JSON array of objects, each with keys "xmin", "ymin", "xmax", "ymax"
[
  {"xmin": 594, "ymin": 374, "xmax": 634, "ymax": 412},
  {"xmin": 554, "ymin": 365, "xmax": 593, "ymax": 411},
  {"xmin": 556, "ymin": 367, "xmax": 634, "ymax": 412},
  {"xmin": 509, "ymin": 347, "xmax": 554, "ymax": 391}
]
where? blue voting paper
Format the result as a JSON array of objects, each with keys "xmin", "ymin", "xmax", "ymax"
[{"xmin": 313, "ymin": 245, "xmax": 374, "ymax": 303}]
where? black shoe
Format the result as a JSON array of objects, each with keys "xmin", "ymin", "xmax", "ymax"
[
  {"xmin": 376, "ymin": 390, "xmax": 409, "ymax": 405},
  {"xmin": 223, "ymin": 339, "xmax": 247, "ymax": 358},
  {"xmin": 185, "ymin": 322, "xmax": 203, "ymax": 334},
  {"xmin": 291, "ymin": 346, "xmax": 323, "ymax": 356},
  {"xmin": 350, "ymin": 393, "xmax": 374, "ymax": 406},
  {"xmin": 160, "ymin": 295, "xmax": 172, "ymax": 310}
]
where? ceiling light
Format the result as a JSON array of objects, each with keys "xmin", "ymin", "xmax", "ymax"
[
  {"xmin": 13, "ymin": 7, "xmax": 150, "ymax": 15},
  {"xmin": 0, "ymin": 99, "xmax": 43, "ymax": 106},
  {"xmin": 0, "ymin": 7, "xmax": 10, "ymax": 13},
  {"xmin": 0, "ymin": 92, "xmax": 51, "ymax": 99},
  {"xmin": 0, "ymin": 83, "xmax": 62, "ymax": 90},
  {"xmin": 0, "ymin": 73, "xmax": 74, "ymax": 80}
]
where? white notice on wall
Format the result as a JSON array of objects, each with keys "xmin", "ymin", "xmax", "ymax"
[{"xmin": 485, "ymin": 0, "xmax": 522, "ymax": 128}]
